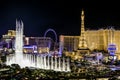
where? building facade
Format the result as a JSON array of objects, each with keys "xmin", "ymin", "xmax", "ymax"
[
  {"xmin": 59, "ymin": 10, "xmax": 120, "ymax": 54},
  {"xmin": 24, "ymin": 37, "xmax": 54, "ymax": 53},
  {"xmin": 1, "ymin": 30, "xmax": 55, "ymax": 53}
]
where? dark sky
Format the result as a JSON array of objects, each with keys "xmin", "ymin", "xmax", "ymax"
[{"xmin": 0, "ymin": 0, "xmax": 120, "ymax": 41}]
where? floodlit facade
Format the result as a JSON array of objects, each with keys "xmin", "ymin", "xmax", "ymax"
[
  {"xmin": 59, "ymin": 10, "xmax": 120, "ymax": 54},
  {"xmin": 2, "ymin": 30, "xmax": 16, "ymax": 38},
  {"xmin": 1, "ymin": 31, "xmax": 55, "ymax": 53},
  {"xmin": 1, "ymin": 30, "xmax": 15, "ymax": 49},
  {"xmin": 24, "ymin": 37, "xmax": 54, "ymax": 53}
]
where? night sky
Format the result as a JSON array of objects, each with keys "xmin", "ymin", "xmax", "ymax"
[{"xmin": 0, "ymin": 0, "xmax": 120, "ymax": 41}]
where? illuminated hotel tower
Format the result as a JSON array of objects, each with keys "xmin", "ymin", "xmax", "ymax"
[{"xmin": 78, "ymin": 9, "xmax": 88, "ymax": 50}]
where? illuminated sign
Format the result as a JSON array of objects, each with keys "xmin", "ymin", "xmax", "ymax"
[
  {"xmin": 108, "ymin": 44, "xmax": 116, "ymax": 51},
  {"xmin": 108, "ymin": 44, "xmax": 116, "ymax": 56}
]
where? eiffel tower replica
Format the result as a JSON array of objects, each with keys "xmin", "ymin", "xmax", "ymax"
[{"xmin": 77, "ymin": 9, "xmax": 89, "ymax": 55}]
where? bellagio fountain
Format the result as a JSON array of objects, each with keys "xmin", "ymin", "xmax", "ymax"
[{"xmin": 6, "ymin": 20, "xmax": 71, "ymax": 72}]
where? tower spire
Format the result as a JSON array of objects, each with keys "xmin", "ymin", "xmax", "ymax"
[
  {"xmin": 81, "ymin": 9, "xmax": 85, "ymax": 35},
  {"xmin": 78, "ymin": 9, "xmax": 88, "ymax": 49}
]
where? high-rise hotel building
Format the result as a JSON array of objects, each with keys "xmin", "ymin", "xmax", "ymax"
[
  {"xmin": 2, "ymin": 30, "xmax": 54, "ymax": 53},
  {"xmin": 59, "ymin": 9, "xmax": 120, "ymax": 54}
]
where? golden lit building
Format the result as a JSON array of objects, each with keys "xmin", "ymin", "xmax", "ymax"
[
  {"xmin": 2, "ymin": 30, "xmax": 16, "ymax": 48},
  {"xmin": 85, "ymin": 28, "xmax": 120, "ymax": 53},
  {"xmin": 2, "ymin": 30, "xmax": 16, "ymax": 38},
  {"xmin": 59, "ymin": 9, "xmax": 120, "ymax": 55}
]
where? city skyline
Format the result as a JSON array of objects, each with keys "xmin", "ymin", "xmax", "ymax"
[{"xmin": 0, "ymin": 0, "xmax": 120, "ymax": 39}]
